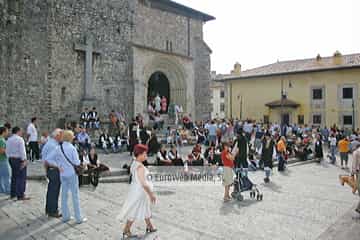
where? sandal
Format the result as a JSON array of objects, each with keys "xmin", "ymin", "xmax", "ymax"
[
  {"xmin": 122, "ymin": 230, "xmax": 137, "ymax": 239},
  {"xmin": 146, "ymin": 226, "xmax": 157, "ymax": 233},
  {"xmin": 223, "ymin": 197, "xmax": 232, "ymax": 202}
]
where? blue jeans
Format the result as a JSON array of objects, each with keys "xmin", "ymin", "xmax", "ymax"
[
  {"xmin": 0, "ymin": 160, "xmax": 11, "ymax": 194},
  {"xmin": 264, "ymin": 167, "xmax": 271, "ymax": 178},
  {"xmin": 60, "ymin": 174, "xmax": 83, "ymax": 223},
  {"xmin": 208, "ymin": 135, "xmax": 216, "ymax": 145},
  {"xmin": 330, "ymin": 146, "xmax": 337, "ymax": 163}
]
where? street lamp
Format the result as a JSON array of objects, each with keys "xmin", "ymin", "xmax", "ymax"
[
  {"xmin": 352, "ymin": 97, "xmax": 355, "ymax": 131},
  {"xmin": 237, "ymin": 95, "xmax": 243, "ymax": 120}
]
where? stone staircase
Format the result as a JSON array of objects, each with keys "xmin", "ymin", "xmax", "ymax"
[{"xmin": 98, "ymin": 168, "xmax": 130, "ymax": 183}]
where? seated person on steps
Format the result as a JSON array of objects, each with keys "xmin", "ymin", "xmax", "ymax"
[
  {"xmin": 167, "ymin": 145, "xmax": 183, "ymax": 166},
  {"xmin": 156, "ymin": 145, "xmax": 172, "ymax": 166}
]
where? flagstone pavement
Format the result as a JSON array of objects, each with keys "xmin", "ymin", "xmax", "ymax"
[{"xmin": 0, "ymin": 154, "xmax": 359, "ymax": 240}]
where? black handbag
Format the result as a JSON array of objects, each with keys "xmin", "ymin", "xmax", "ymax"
[{"xmin": 60, "ymin": 144, "xmax": 84, "ymax": 175}]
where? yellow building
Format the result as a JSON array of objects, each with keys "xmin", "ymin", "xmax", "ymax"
[{"xmin": 220, "ymin": 52, "xmax": 360, "ymax": 129}]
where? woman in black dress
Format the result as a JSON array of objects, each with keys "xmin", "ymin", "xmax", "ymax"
[
  {"xmin": 261, "ymin": 133, "xmax": 275, "ymax": 183},
  {"xmin": 128, "ymin": 118, "xmax": 139, "ymax": 156},
  {"xmin": 88, "ymin": 147, "xmax": 110, "ymax": 173},
  {"xmin": 147, "ymin": 133, "xmax": 160, "ymax": 156},
  {"xmin": 314, "ymin": 134, "xmax": 323, "ymax": 162}
]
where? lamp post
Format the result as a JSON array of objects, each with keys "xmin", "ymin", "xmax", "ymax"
[
  {"xmin": 280, "ymin": 78, "xmax": 284, "ymax": 127},
  {"xmin": 237, "ymin": 94, "xmax": 243, "ymax": 120},
  {"xmin": 352, "ymin": 97, "xmax": 355, "ymax": 131}
]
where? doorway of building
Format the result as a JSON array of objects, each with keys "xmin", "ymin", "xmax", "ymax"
[
  {"xmin": 147, "ymin": 71, "xmax": 170, "ymax": 113},
  {"xmin": 281, "ymin": 113, "xmax": 290, "ymax": 126}
]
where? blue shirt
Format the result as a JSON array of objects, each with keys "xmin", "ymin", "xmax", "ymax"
[
  {"xmin": 77, "ymin": 132, "xmax": 90, "ymax": 144},
  {"xmin": 41, "ymin": 138, "xmax": 59, "ymax": 163},
  {"xmin": 206, "ymin": 124, "xmax": 217, "ymax": 136},
  {"xmin": 47, "ymin": 142, "xmax": 80, "ymax": 177}
]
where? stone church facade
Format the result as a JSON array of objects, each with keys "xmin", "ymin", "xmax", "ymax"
[{"xmin": 0, "ymin": 0, "xmax": 214, "ymax": 129}]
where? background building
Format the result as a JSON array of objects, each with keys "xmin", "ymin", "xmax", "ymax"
[
  {"xmin": 210, "ymin": 71, "xmax": 226, "ymax": 119},
  {"xmin": 220, "ymin": 52, "xmax": 360, "ymax": 129}
]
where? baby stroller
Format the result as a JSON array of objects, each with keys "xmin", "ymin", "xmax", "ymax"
[
  {"xmin": 231, "ymin": 168, "xmax": 263, "ymax": 201},
  {"xmin": 79, "ymin": 168, "xmax": 100, "ymax": 187}
]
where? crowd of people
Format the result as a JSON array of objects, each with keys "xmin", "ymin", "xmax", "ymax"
[
  {"xmin": 0, "ymin": 118, "xmax": 110, "ymax": 224},
  {"xmin": 0, "ymin": 114, "xmax": 359, "ymax": 236}
]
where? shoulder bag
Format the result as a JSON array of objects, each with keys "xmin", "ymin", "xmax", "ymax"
[{"xmin": 60, "ymin": 144, "xmax": 84, "ymax": 175}]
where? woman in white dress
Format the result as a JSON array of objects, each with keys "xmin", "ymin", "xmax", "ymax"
[{"xmin": 120, "ymin": 144, "xmax": 157, "ymax": 238}]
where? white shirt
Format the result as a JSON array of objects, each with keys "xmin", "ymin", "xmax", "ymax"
[
  {"xmin": 82, "ymin": 154, "xmax": 90, "ymax": 165},
  {"xmin": 329, "ymin": 137, "xmax": 337, "ymax": 146},
  {"xmin": 175, "ymin": 105, "xmax": 181, "ymax": 114},
  {"xmin": 5, "ymin": 134, "xmax": 27, "ymax": 160},
  {"xmin": 27, "ymin": 123, "xmax": 38, "ymax": 142}
]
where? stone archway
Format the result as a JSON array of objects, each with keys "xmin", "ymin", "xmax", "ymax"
[
  {"xmin": 148, "ymin": 71, "xmax": 170, "ymax": 113},
  {"xmin": 143, "ymin": 56, "xmax": 188, "ymax": 112}
]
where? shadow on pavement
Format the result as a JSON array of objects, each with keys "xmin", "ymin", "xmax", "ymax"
[
  {"xmin": 219, "ymin": 197, "xmax": 259, "ymax": 215},
  {"xmin": 260, "ymin": 181, "xmax": 282, "ymax": 193},
  {"xmin": 279, "ymin": 169, "xmax": 292, "ymax": 176},
  {"xmin": 0, "ymin": 215, "xmax": 68, "ymax": 240}
]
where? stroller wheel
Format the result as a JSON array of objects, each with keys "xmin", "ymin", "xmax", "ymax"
[
  {"xmin": 237, "ymin": 194, "xmax": 244, "ymax": 201},
  {"xmin": 250, "ymin": 191, "xmax": 255, "ymax": 198},
  {"xmin": 256, "ymin": 194, "xmax": 260, "ymax": 201},
  {"xmin": 259, "ymin": 194, "xmax": 263, "ymax": 201},
  {"xmin": 231, "ymin": 192, "xmax": 238, "ymax": 199}
]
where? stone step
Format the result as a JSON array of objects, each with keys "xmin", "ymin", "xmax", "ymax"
[
  {"xmin": 99, "ymin": 175, "xmax": 130, "ymax": 184},
  {"xmin": 27, "ymin": 168, "xmax": 128, "ymax": 181},
  {"xmin": 101, "ymin": 168, "xmax": 128, "ymax": 177}
]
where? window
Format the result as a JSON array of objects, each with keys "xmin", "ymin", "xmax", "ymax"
[
  {"xmin": 166, "ymin": 40, "xmax": 173, "ymax": 52},
  {"xmin": 313, "ymin": 114, "xmax": 321, "ymax": 125},
  {"xmin": 343, "ymin": 115, "xmax": 353, "ymax": 125},
  {"xmin": 298, "ymin": 115, "xmax": 304, "ymax": 125},
  {"xmin": 60, "ymin": 87, "xmax": 66, "ymax": 104},
  {"xmin": 105, "ymin": 89, "xmax": 111, "ymax": 106},
  {"xmin": 312, "ymin": 88, "xmax": 323, "ymax": 100},
  {"xmin": 220, "ymin": 103, "xmax": 225, "ymax": 112},
  {"xmin": 343, "ymin": 87, "xmax": 353, "ymax": 99},
  {"xmin": 263, "ymin": 115, "xmax": 269, "ymax": 124},
  {"xmin": 220, "ymin": 90, "xmax": 225, "ymax": 98}
]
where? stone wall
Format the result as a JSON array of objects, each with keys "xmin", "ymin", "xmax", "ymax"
[
  {"xmin": 194, "ymin": 38, "xmax": 212, "ymax": 120},
  {"xmin": 48, "ymin": 0, "xmax": 134, "ymax": 127},
  {"xmin": 0, "ymin": 0, "xmax": 49, "ymax": 130}
]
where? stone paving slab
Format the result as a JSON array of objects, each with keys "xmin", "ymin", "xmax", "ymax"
[{"xmin": 0, "ymin": 158, "xmax": 359, "ymax": 240}]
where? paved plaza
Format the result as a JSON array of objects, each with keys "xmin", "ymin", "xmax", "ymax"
[{"xmin": 0, "ymin": 153, "xmax": 359, "ymax": 240}]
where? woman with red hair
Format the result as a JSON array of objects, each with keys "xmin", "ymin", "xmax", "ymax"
[{"xmin": 119, "ymin": 144, "xmax": 157, "ymax": 238}]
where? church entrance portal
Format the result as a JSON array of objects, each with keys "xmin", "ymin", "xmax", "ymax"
[{"xmin": 148, "ymin": 72, "xmax": 170, "ymax": 113}]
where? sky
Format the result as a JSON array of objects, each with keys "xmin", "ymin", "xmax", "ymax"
[{"xmin": 173, "ymin": 0, "xmax": 360, "ymax": 74}]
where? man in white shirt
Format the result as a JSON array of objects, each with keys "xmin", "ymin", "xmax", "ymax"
[
  {"xmin": 6, "ymin": 127, "xmax": 30, "ymax": 200},
  {"xmin": 328, "ymin": 134, "xmax": 337, "ymax": 164},
  {"xmin": 27, "ymin": 117, "xmax": 39, "ymax": 162}
]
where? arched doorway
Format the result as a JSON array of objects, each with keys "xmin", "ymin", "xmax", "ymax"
[{"xmin": 148, "ymin": 71, "xmax": 170, "ymax": 113}]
